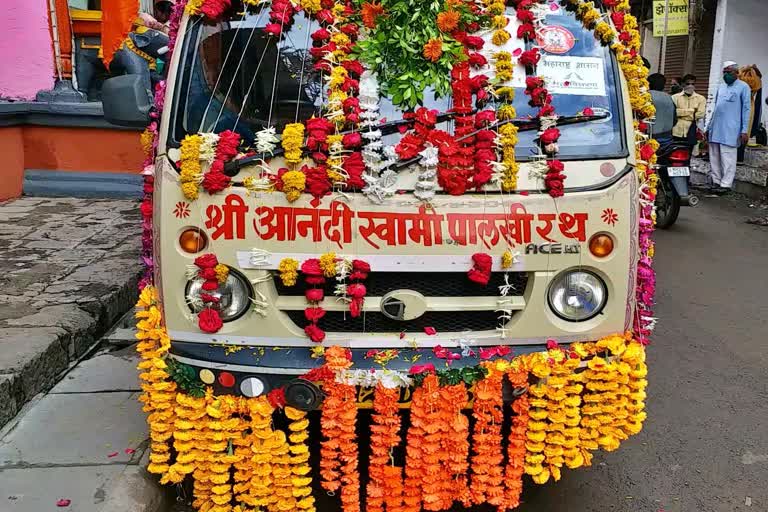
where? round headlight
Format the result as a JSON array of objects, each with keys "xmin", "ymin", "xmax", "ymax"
[
  {"xmin": 186, "ymin": 268, "xmax": 252, "ymax": 322},
  {"xmin": 547, "ymin": 270, "xmax": 607, "ymax": 322}
]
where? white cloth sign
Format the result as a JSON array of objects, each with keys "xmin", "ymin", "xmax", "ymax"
[{"xmin": 537, "ymin": 56, "xmax": 606, "ymax": 97}]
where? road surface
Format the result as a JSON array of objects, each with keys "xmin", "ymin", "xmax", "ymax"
[{"xmin": 507, "ymin": 195, "xmax": 768, "ymax": 512}]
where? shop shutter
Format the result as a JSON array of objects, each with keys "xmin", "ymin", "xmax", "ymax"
[
  {"xmin": 663, "ymin": 36, "xmax": 687, "ymax": 91},
  {"xmin": 692, "ymin": 6, "xmax": 715, "ymax": 96}
]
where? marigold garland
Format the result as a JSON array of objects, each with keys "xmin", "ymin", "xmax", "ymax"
[
  {"xmin": 180, "ymin": 134, "xmax": 203, "ymax": 200},
  {"xmin": 137, "ymin": 287, "xmax": 649, "ymax": 512},
  {"xmin": 136, "ymin": 287, "xmax": 177, "ymax": 476},
  {"xmin": 439, "ymin": 382, "xmax": 471, "ymax": 507},
  {"xmin": 469, "ymin": 363, "xmax": 505, "ymax": 507},
  {"xmin": 277, "ymin": 258, "xmax": 299, "ymax": 287},
  {"xmin": 503, "ymin": 367, "xmax": 529, "ymax": 509},
  {"xmin": 367, "ymin": 384, "xmax": 403, "ymax": 512},
  {"xmin": 402, "ymin": 374, "xmax": 427, "ymax": 512}
]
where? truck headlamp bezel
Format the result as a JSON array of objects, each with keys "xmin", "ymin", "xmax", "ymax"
[
  {"xmin": 185, "ymin": 267, "xmax": 252, "ymax": 322},
  {"xmin": 547, "ymin": 269, "xmax": 608, "ymax": 322}
]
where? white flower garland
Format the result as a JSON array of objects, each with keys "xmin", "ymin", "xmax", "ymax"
[
  {"xmin": 255, "ymin": 127, "xmax": 279, "ymax": 155},
  {"xmin": 359, "ymin": 70, "xmax": 397, "ymax": 203},
  {"xmin": 414, "ymin": 144, "xmax": 438, "ymax": 202},
  {"xmin": 337, "ymin": 368, "xmax": 413, "ymax": 389},
  {"xmin": 199, "ymin": 133, "xmax": 219, "ymax": 164},
  {"xmin": 334, "ymin": 256, "xmax": 352, "ymax": 304}
]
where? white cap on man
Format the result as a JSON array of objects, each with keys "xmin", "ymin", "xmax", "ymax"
[{"xmin": 723, "ymin": 60, "xmax": 738, "ymax": 69}]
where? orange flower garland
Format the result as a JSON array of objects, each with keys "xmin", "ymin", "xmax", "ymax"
[
  {"xmin": 402, "ymin": 375, "xmax": 427, "ymax": 512},
  {"xmin": 338, "ymin": 382, "xmax": 361, "ymax": 512},
  {"xmin": 503, "ymin": 368, "xmax": 530, "ymax": 509},
  {"xmin": 367, "ymin": 384, "xmax": 403, "ymax": 512},
  {"xmin": 420, "ymin": 374, "xmax": 451, "ymax": 511},
  {"xmin": 439, "ymin": 383, "xmax": 471, "ymax": 507},
  {"xmin": 469, "ymin": 366, "xmax": 505, "ymax": 507},
  {"xmin": 320, "ymin": 347, "xmax": 360, "ymax": 512}
]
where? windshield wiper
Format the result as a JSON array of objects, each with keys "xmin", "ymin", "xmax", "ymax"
[{"xmin": 223, "ymin": 112, "xmax": 608, "ymax": 176}]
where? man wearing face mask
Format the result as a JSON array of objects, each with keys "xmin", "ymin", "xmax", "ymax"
[
  {"xmin": 672, "ymin": 74, "xmax": 706, "ymax": 150},
  {"xmin": 707, "ymin": 61, "xmax": 751, "ymax": 194}
]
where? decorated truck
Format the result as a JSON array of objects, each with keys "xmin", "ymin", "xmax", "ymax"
[{"xmin": 107, "ymin": 0, "xmax": 658, "ymax": 510}]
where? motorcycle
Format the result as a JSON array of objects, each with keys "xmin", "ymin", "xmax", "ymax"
[{"xmin": 654, "ymin": 143, "xmax": 700, "ymax": 229}]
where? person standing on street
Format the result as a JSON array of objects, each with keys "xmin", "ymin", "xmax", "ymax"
[
  {"xmin": 648, "ymin": 73, "xmax": 677, "ymax": 148},
  {"xmin": 672, "ymin": 74, "xmax": 706, "ymax": 150},
  {"xmin": 707, "ymin": 61, "xmax": 751, "ymax": 194}
]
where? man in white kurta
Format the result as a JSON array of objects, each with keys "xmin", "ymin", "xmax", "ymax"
[{"xmin": 707, "ymin": 61, "xmax": 751, "ymax": 193}]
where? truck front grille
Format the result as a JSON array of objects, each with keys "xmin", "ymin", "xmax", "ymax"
[
  {"xmin": 283, "ymin": 310, "xmax": 506, "ymax": 333},
  {"xmin": 275, "ymin": 271, "xmax": 527, "ymax": 334},
  {"xmin": 274, "ymin": 271, "xmax": 528, "ymax": 298}
]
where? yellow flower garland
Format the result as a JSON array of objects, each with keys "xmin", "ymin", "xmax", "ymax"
[
  {"xmin": 136, "ymin": 287, "xmax": 177, "ymax": 475},
  {"xmin": 180, "ymin": 134, "xmax": 203, "ymax": 200},
  {"xmin": 282, "ymin": 170, "xmax": 306, "ymax": 203},
  {"xmin": 245, "ymin": 397, "xmax": 277, "ymax": 509},
  {"xmin": 214, "ymin": 263, "xmax": 230, "ymax": 284},
  {"xmin": 499, "ymin": 123, "xmax": 520, "ymax": 192},
  {"xmin": 282, "ymin": 123, "xmax": 305, "ymax": 167},
  {"xmin": 277, "ymin": 258, "xmax": 300, "ymax": 286},
  {"xmin": 319, "ymin": 252, "xmax": 337, "ymax": 278},
  {"xmin": 286, "ymin": 407, "xmax": 315, "ymax": 511}
]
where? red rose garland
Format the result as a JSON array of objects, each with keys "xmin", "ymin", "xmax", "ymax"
[
  {"xmin": 515, "ymin": 0, "xmax": 566, "ymax": 198},
  {"xmin": 347, "ymin": 259, "xmax": 369, "ymax": 318},
  {"xmin": 307, "ymin": 1, "xmax": 365, "ymax": 194},
  {"xmin": 467, "ymin": 252, "xmax": 493, "ymax": 286},
  {"xmin": 193, "ymin": 253, "xmax": 228, "ymax": 333},
  {"xmin": 301, "ymin": 258, "xmax": 326, "ymax": 343},
  {"xmin": 265, "ymin": 0, "xmax": 298, "ymax": 37}
]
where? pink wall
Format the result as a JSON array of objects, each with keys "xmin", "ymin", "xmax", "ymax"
[{"xmin": 0, "ymin": 0, "xmax": 54, "ymax": 100}]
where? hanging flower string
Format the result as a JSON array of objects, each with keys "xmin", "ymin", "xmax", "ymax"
[
  {"xmin": 300, "ymin": 257, "xmax": 327, "ymax": 343},
  {"xmin": 185, "ymin": 253, "xmax": 229, "ymax": 334}
]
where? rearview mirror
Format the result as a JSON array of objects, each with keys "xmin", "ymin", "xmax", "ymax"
[{"xmin": 102, "ymin": 75, "xmax": 153, "ymax": 128}]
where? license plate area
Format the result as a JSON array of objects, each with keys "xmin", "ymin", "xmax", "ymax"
[{"xmin": 668, "ymin": 166, "xmax": 690, "ymax": 177}]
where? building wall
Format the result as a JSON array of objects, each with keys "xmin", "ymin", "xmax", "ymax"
[
  {"xmin": 706, "ymin": 0, "xmax": 768, "ymax": 125},
  {"xmin": 721, "ymin": 0, "xmax": 768, "ymax": 75},
  {"xmin": 0, "ymin": 127, "xmax": 26, "ymax": 201},
  {"xmin": 0, "ymin": 0, "xmax": 55, "ymax": 100}
]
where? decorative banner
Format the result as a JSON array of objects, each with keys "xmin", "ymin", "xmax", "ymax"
[{"xmin": 653, "ymin": 0, "xmax": 689, "ymax": 37}]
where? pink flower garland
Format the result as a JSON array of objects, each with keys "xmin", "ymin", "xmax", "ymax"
[{"xmin": 139, "ymin": 0, "xmax": 186, "ymax": 291}]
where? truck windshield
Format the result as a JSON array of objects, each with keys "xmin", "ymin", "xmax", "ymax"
[{"xmin": 171, "ymin": 6, "xmax": 625, "ymax": 160}]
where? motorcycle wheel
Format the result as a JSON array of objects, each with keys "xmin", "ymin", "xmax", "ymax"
[{"xmin": 655, "ymin": 178, "xmax": 681, "ymax": 229}]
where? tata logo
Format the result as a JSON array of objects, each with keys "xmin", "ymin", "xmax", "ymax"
[
  {"xmin": 380, "ymin": 290, "xmax": 428, "ymax": 321},
  {"xmin": 525, "ymin": 243, "xmax": 581, "ymax": 255}
]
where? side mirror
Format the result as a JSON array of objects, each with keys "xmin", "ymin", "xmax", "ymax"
[{"xmin": 102, "ymin": 74, "xmax": 152, "ymax": 128}]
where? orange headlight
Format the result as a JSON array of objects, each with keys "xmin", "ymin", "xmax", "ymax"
[
  {"xmin": 179, "ymin": 228, "xmax": 208, "ymax": 254},
  {"xmin": 589, "ymin": 234, "xmax": 614, "ymax": 258}
]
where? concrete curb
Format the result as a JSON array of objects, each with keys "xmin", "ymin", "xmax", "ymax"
[{"xmin": 0, "ymin": 268, "xmax": 142, "ymax": 430}]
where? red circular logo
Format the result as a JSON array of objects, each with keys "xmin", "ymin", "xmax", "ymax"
[{"xmin": 537, "ymin": 26, "xmax": 576, "ymax": 55}]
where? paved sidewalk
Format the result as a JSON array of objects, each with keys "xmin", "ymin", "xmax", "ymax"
[
  {"xmin": 0, "ymin": 346, "xmax": 165, "ymax": 512},
  {"xmin": 0, "ymin": 197, "xmax": 144, "ymax": 429}
]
